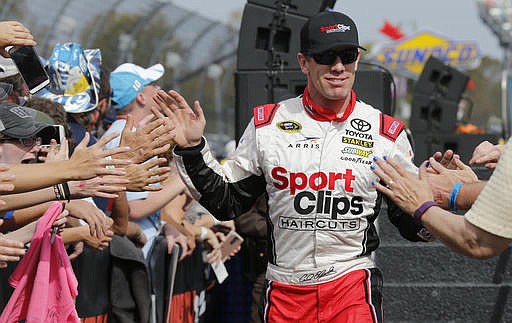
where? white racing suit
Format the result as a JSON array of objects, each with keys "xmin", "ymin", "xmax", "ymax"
[{"xmin": 174, "ymin": 89, "xmax": 432, "ymax": 286}]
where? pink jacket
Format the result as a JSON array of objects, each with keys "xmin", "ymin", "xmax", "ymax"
[{"xmin": 0, "ymin": 201, "xmax": 79, "ymax": 323}]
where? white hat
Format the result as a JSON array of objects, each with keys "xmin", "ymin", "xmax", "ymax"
[{"xmin": 0, "ymin": 56, "xmax": 19, "ymax": 79}]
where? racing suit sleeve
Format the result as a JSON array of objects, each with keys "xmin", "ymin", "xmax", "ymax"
[
  {"xmin": 173, "ymin": 120, "xmax": 266, "ymax": 221},
  {"xmin": 385, "ymin": 130, "xmax": 434, "ymax": 242}
]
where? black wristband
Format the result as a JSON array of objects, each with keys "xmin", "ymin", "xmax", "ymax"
[{"xmin": 61, "ymin": 182, "xmax": 71, "ymax": 202}]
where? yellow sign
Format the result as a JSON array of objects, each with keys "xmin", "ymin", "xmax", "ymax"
[{"xmin": 372, "ymin": 31, "xmax": 480, "ymax": 78}]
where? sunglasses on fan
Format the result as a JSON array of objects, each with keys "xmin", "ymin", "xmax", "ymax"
[{"xmin": 0, "ymin": 136, "xmax": 41, "ymax": 147}]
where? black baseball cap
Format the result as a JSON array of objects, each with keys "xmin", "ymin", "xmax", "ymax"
[
  {"xmin": 0, "ymin": 103, "xmax": 52, "ymax": 139},
  {"xmin": 300, "ymin": 11, "xmax": 366, "ymax": 55}
]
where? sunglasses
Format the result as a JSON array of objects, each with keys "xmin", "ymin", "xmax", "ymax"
[
  {"xmin": 0, "ymin": 136, "xmax": 41, "ymax": 147},
  {"xmin": 311, "ymin": 48, "xmax": 359, "ymax": 65}
]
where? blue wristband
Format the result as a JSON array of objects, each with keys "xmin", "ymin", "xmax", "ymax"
[
  {"xmin": 3, "ymin": 210, "xmax": 14, "ymax": 220},
  {"xmin": 449, "ymin": 182, "xmax": 462, "ymax": 212}
]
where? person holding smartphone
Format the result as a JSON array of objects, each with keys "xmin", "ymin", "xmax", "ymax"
[
  {"xmin": 7, "ymin": 46, "xmax": 49, "ymax": 95},
  {"xmin": 157, "ymin": 11, "xmax": 433, "ymax": 323},
  {"xmin": 0, "ymin": 21, "xmax": 38, "ymax": 104},
  {"xmin": 0, "ymin": 21, "xmax": 36, "ymax": 58}
]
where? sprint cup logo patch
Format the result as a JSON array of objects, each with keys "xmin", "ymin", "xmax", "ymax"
[{"xmin": 277, "ymin": 120, "xmax": 302, "ymax": 133}]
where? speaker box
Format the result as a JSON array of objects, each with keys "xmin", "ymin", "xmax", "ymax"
[
  {"xmin": 235, "ymin": 70, "xmax": 307, "ymax": 140},
  {"xmin": 409, "ymin": 93, "xmax": 459, "ymax": 133},
  {"xmin": 237, "ymin": 3, "xmax": 307, "ymax": 71},
  {"xmin": 414, "ymin": 56, "xmax": 469, "ymax": 102},
  {"xmin": 247, "ymin": 0, "xmax": 337, "ymax": 18},
  {"xmin": 353, "ymin": 68, "xmax": 392, "ymax": 115},
  {"xmin": 410, "ymin": 133, "xmax": 500, "ymax": 166}
]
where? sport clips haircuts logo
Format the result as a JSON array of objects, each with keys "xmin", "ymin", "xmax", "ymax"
[
  {"xmin": 320, "ymin": 23, "xmax": 351, "ymax": 34},
  {"xmin": 271, "ymin": 167, "xmax": 363, "ymax": 231}
]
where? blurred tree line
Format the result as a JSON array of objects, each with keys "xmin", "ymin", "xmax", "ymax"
[
  {"xmin": 465, "ymin": 56, "xmax": 502, "ymax": 132},
  {"xmin": 0, "ymin": 0, "xmax": 25, "ymax": 19},
  {"xmin": 78, "ymin": 11, "xmax": 236, "ymax": 137}
]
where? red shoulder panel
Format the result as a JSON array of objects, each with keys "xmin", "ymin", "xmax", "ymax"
[
  {"xmin": 379, "ymin": 113, "xmax": 404, "ymax": 142},
  {"xmin": 254, "ymin": 103, "xmax": 279, "ymax": 129}
]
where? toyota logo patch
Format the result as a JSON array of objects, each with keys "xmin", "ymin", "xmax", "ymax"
[{"xmin": 350, "ymin": 118, "xmax": 371, "ymax": 132}]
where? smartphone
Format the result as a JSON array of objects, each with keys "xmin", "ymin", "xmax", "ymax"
[
  {"xmin": 220, "ymin": 230, "xmax": 244, "ymax": 261},
  {"xmin": 8, "ymin": 46, "xmax": 50, "ymax": 94},
  {"xmin": 38, "ymin": 124, "xmax": 65, "ymax": 148}
]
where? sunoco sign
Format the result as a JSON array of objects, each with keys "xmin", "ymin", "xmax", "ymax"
[{"xmin": 372, "ymin": 31, "xmax": 481, "ymax": 78}]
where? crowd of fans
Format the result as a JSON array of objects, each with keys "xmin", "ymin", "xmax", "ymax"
[
  {"xmin": 0, "ymin": 11, "xmax": 511, "ymax": 323},
  {"xmin": 0, "ymin": 20, "xmax": 244, "ymax": 322}
]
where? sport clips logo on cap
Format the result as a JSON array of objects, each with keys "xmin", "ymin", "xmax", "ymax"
[{"xmin": 320, "ymin": 24, "xmax": 351, "ymax": 34}]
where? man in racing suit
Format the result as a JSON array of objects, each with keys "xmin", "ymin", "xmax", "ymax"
[{"xmin": 157, "ymin": 10, "xmax": 432, "ymax": 323}]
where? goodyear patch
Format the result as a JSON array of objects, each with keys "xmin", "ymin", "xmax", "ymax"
[{"xmin": 277, "ymin": 120, "xmax": 302, "ymax": 133}]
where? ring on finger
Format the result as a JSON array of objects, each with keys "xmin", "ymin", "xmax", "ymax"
[{"xmin": 386, "ymin": 180, "xmax": 394, "ymax": 189}]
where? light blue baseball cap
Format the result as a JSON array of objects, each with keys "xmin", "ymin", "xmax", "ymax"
[{"xmin": 110, "ymin": 63, "xmax": 164, "ymax": 109}]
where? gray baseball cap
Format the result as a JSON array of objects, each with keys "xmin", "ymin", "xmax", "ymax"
[{"xmin": 0, "ymin": 103, "xmax": 52, "ymax": 139}]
